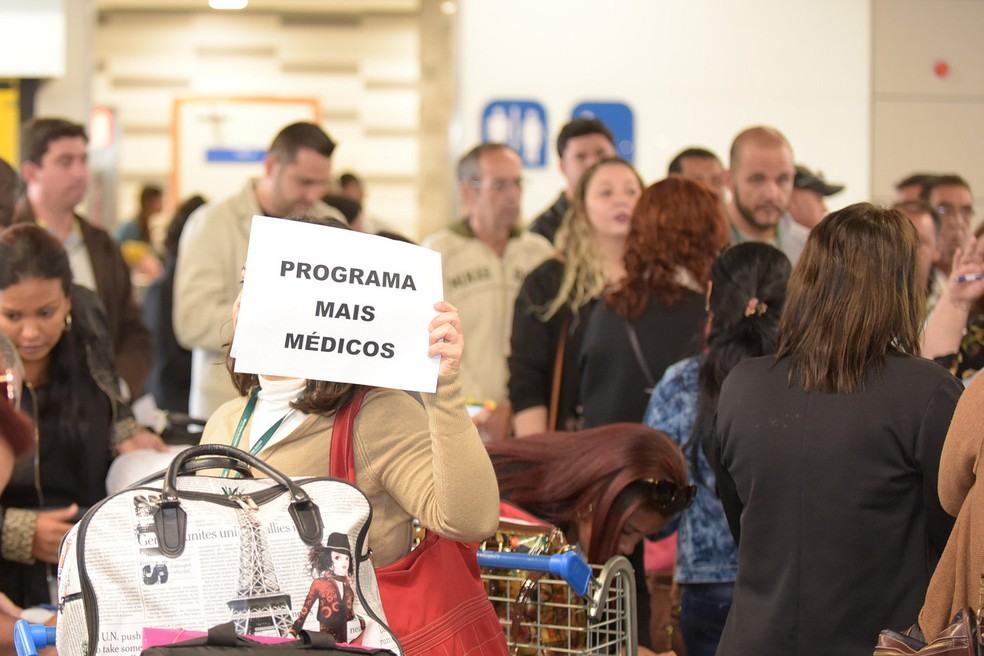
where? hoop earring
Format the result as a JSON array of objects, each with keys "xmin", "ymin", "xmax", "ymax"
[{"xmin": 64, "ymin": 314, "xmax": 72, "ymax": 332}]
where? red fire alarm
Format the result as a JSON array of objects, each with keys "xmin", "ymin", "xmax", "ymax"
[{"xmin": 934, "ymin": 59, "xmax": 950, "ymax": 79}]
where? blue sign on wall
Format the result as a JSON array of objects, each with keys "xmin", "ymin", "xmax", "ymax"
[
  {"xmin": 481, "ymin": 100, "xmax": 548, "ymax": 168},
  {"xmin": 571, "ymin": 102, "xmax": 635, "ymax": 163},
  {"xmin": 206, "ymin": 148, "xmax": 266, "ymax": 163}
]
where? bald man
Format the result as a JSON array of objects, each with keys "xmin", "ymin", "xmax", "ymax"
[{"xmin": 725, "ymin": 126, "xmax": 796, "ymax": 251}]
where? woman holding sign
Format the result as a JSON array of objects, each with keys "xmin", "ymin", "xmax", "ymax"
[{"xmin": 199, "ymin": 216, "xmax": 505, "ymax": 655}]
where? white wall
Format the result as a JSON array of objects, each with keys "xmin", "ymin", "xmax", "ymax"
[
  {"xmin": 94, "ymin": 9, "xmax": 422, "ymax": 235},
  {"xmin": 0, "ymin": 0, "xmax": 66, "ymax": 78},
  {"xmin": 456, "ymin": 0, "xmax": 872, "ymax": 223}
]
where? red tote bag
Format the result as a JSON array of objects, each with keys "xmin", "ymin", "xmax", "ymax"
[{"xmin": 329, "ymin": 391, "xmax": 508, "ymax": 656}]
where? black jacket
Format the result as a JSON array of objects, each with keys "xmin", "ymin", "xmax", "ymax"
[
  {"xmin": 709, "ymin": 354, "xmax": 961, "ymax": 656},
  {"xmin": 527, "ymin": 193, "xmax": 569, "ymax": 244},
  {"xmin": 0, "ymin": 285, "xmax": 140, "ymax": 607}
]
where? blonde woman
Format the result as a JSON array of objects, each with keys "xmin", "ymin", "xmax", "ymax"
[{"xmin": 508, "ymin": 157, "xmax": 643, "ymax": 435}]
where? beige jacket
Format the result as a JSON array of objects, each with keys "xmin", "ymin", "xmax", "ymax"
[
  {"xmin": 422, "ymin": 220, "xmax": 553, "ymax": 404},
  {"xmin": 919, "ymin": 374, "xmax": 984, "ymax": 636},
  {"xmin": 199, "ymin": 373, "xmax": 500, "ymax": 567},
  {"xmin": 173, "ymin": 180, "xmax": 342, "ymax": 418}
]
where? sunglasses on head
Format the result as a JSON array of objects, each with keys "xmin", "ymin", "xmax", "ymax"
[{"xmin": 644, "ymin": 478, "xmax": 697, "ymax": 515}]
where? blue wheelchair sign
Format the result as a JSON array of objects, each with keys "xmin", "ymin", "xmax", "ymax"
[{"xmin": 572, "ymin": 102, "xmax": 635, "ymax": 163}]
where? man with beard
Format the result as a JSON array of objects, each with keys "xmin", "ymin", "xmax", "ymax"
[
  {"xmin": 423, "ymin": 144, "xmax": 553, "ymax": 439},
  {"xmin": 724, "ymin": 126, "xmax": 796, "ymax": 258},
  {"xmin": 173, "ymin": 122, "xmax": 344, "ymax": 418}
]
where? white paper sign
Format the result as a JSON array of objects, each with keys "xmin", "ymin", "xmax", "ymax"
[{"xmin": 231, "ymin": 216, "xmax": 443, "ymax": 392}]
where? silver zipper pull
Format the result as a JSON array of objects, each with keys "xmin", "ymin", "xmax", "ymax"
[{"xmin": 232, "ymin": 495, "xmax": 258, "ymax": 511}]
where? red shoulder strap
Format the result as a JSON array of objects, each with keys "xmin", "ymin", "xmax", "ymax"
[{"xmin": 329, "ymin": 389, "xmax": 369, "ymax": 483}]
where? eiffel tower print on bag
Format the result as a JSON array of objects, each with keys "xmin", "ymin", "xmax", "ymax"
[{"xmin": 54, "ymin": 444, "xmax": 403, "ymax": 656}]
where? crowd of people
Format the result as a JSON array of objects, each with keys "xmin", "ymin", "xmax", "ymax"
[{"xmin": 0, "ymin": 112, "xmax": 982, "ymax": 656}]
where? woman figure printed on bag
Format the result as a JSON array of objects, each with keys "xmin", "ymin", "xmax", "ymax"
[{"xmin": 291, "ymin": 532, "xmax": 365, "ymax": 644}]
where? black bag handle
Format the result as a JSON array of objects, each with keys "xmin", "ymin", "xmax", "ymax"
[
  {"xmin": 142, "ymin": 622, "xmax": 393, "ymax": 655},
  {"xmin": 131, "ymin": 456, "xmax": 256, "ymax": 487},
  {"xmin": 154, "ymin": 444, "xmax": 322, "ymax": 558},
  {"xmin": 203, "ymin": 623, "xmax": 337, "ymax": 650}
]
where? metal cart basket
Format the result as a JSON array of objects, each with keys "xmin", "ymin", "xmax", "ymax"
[{"xmin": 477, "ymin": 550, "xmax": 637, "ymax": 655}]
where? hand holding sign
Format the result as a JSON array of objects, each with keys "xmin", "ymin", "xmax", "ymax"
[{"xmin": 428, "ymin": 301, "xmax": 464, "ymax": 376}]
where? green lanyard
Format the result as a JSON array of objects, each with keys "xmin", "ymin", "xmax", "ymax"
[{"xmin": 222, "ymin": 387, "xmax": 290, "ymax": 478}]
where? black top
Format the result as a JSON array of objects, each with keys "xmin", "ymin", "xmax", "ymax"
[
  {"xmin": 579, "ymin": 290, "xmax": 705, "ymax": 427},
  {"xmin": 0, "ymin": 285, "xmax": 123, "ymax": 607},
  {"xmin": 575, "ymin": 288, "xmax": 703, "ymax": 650},
  {"xmin": 508, "ymin": 258, "xmax": 596, "ymax": 430},
  {"xmin": 708, "ymin": 354, "xmax": 961, "ymax": 656},
  {"xmin": 527, "ymin": 193, "xmax": 569, "ymax": 244}
]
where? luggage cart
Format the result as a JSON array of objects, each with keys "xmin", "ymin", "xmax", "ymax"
[
  {"xmin": 478, "ymin": 550, "xmax": 637, "ymax": 655},
  {"xmin": 13, "ymin": 619, "xmax": 56, "ymax": 656}
]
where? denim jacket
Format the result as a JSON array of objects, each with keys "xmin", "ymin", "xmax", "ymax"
[{"xmin": 644, "ymin": 356, "xmax": 737, "ymax": 584}]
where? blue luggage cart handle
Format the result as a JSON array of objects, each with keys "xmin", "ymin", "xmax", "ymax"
[
  {"xmin": 476, "ymin": 550, "xmax": 593, "ymax": 596},
  {"xmin": 13, "ymin": 620, "xmax": 56, "ymax": 656}
]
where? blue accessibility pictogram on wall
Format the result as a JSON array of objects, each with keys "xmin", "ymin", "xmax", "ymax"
[
  {"xmin": 481, "ymin": 100, "xmax": 548, "ymax": 168},
  {"xmin": 571, "ymin": 102, "xmax": 635, "ymax": 163}
]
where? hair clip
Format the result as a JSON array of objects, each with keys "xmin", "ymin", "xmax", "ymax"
[{"xmin": 744, "ymin": 297, "xmax": 768, "ymax": 317}]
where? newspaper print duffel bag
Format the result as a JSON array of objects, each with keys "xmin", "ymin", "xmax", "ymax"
[{"xmin": 55, "ymin": 444, "xmax": 402, "ymax": 656}]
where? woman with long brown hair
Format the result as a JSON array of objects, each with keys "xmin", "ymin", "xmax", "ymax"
[
  {"xmin": 487, "ymin": 423, "xmax": 694, "ymax": 656},
  {"xmin": 487, "ymin": 423, "xmax": 694, "ymax": 565},
  {"xmin": 707, "ymin": 203, "xmax": 962, "ymax": 656}
]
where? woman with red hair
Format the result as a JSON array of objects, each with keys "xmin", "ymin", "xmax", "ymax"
[
  {"xmin": 487, "ymin": 423, "xmax": 694, "ymax": 656},
  {"xmin": 486, "ymin": 423, "xmax": 694, "ymax": 566},
  {"xmin": 578, "ymin": 177, "xmax": 729, "ymax": 429}
]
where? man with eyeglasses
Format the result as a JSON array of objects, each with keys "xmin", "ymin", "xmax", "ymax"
[
  {"xmin": 923, "ymin": 174, "xmax": 975, "ymax": 278},
  {"xmin": 423, "ymin": 144, "xmax": 553, "ymax": 440}
]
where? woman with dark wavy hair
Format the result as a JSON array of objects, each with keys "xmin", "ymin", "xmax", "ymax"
[
  {"xmin": 644, "ymin": 242, "xmax": 791, "ymax": 656},
  {"xmin": 707, "ymin": 203, "xmax": 962, "ymax": 656},
  {"xmin": 0, "ymin": 224, "xmax": 164, "ymax": 609},
  {"xmin": 579, "ymin": 176, "xmax": 729, "ymax": 428}
]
